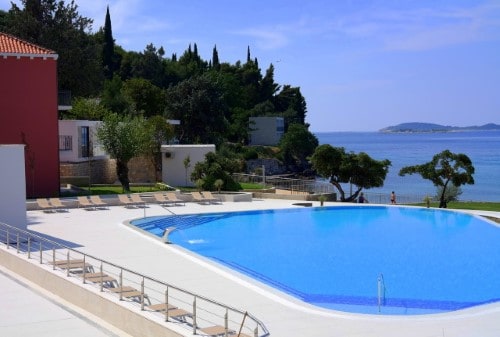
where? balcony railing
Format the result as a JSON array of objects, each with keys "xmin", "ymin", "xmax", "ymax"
[
  {"xmin": 0, "ymin": 221, "xmax": 269, "ymax": 337},
  {"xmin": 58, "ymin": 90, "xmax": 72, "ymax": 110}
]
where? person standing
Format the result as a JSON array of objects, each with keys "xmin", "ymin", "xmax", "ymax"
[{"xmin": 390, "ymin": 191, "xmax": 396, "ymax": 204}]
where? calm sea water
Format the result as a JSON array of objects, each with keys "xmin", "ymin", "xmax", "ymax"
[{"xmin": 314, "ymin": 131, "xmax": 500, "ymax": 202}]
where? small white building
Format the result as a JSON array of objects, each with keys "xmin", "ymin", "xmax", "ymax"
[
  {"xmin": 249, "ymin": 116, "xmax": 285, "ymax": 146},
  {"xmin": 0, "ymin": 144, "xmax": 27, "ymax": 233},
  {"xmin": 161, "ymin": 144, "xmax": 215, "ymax": 187},
  {"xmin": 58, "ymin": 120, "xmax": 107, "ymax": 162}
]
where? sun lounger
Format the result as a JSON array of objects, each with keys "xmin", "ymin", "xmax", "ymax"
[
  {"xmin": 130, "ymin": 194, "xmax": 147, "ymax": 207},
  {"xmin": 166, "ymin": 308, "xmax": 192, "ymax": 322},
  {"xmin": 118, "ymin": 194, "xmax": 137, "ymax": 208},
  {"xmin": 200, "ymin": 325, "xmax": 236, "ymax": 337},
  {"xmin": 89, "ymin": 195, "xmax": 109, "ymax": 209},
  {"xmin": 191, "ymin": 191, "xmax": 211, "ymax": 204},
  {"xmin": 78, "ymin": 196, "xmax": 96, "ymax": 210},
  {"xmin": 153, "ymin": 193, "xmax": 170, "ymax": 206},
  {"xmin": 166, "ymin": 192, "xmax": 185, "ymax": 206},
  {"xmin": 121, "ymin": 290, "xmax": 151, "ymax": 305},
  {"xmin": 107, "ymin": 286, "xmax": 137, "ymax": 294},
  {"xmin": 84, "ymin": 273, "xmax": 118, "ymax": 287},
  {"xmin": 49, "ymin": 198, "xmax": 68, "ymax": 211},
  {"xmin": 146, "ymin": 303, "xmax": 177, "ymax": 312},
  {"xmin": 49, "ymin": 259, "xmax": 85, "ymax": 266},
  {"xmin": 37, "ymin": 198, "xmax": 57, "ymax": 212},
  {"xmin": 201, "ymin": 191, "xmax": 221, "ymax": 204},
  {"xmin": 54, "ymin": 261, "xmax": 94, "ymax": 273}
]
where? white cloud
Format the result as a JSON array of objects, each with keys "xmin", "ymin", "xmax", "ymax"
[
  {"xmin": 327, "ymin": 2, "xmax": 500, "ymax": 52},
  {"xmin": 234, "ymin": 27, "xmax": 289, "ymax": 50}
]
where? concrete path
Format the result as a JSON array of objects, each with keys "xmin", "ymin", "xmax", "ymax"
[{"xmin": 3, "ymin": 199, "xmax": 500, "ymax": 337}]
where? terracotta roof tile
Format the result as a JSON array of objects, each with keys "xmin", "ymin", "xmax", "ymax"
[{"xmin": 0, "ymin": 32, "xmax": 57, "ymax": 55}]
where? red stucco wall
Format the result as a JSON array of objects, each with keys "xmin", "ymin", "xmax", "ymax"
[{"xmin": 0, "ymin": 56, "xmax": 60, "ymax": 197}]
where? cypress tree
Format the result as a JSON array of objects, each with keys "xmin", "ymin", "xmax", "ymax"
[
  {"xmin": 103, "ymin": 5, "xmax": 115, "ymax": 79},
  {"xmin": 247, "ymin": 46, "xmax": 251, "ymax": 63},
  {"xmin": 212, "ymin": 45, "xmax": 220, "ymax": 70}
]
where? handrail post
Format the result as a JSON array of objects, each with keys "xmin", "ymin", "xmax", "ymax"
[
  {"xmin": 165, "ymin": 288, "xmax": 169, "ymax": 322},
  {"xmin": 100, "ymin": 263, "xmax": 103, "ymax": 292},
  {"xmin": 254, "ymin": 326, "xmax": 258, "ymax": 337},
  {"xmin": 27, "ymin": 236, "xmax": 31, "ymax": 259},
  {"xmin": 140, "ymin": 277, "xmax": 145, "ymax": 311},
  {"xmin": 119, "ymin": 269, "xmax": 123, "ymax": 300},
  {"xmin": 66, "ymin": 251, "xmax": 70, "ymax": 277},
  {"xmin": 82, "ymin": 255, "xmax": 86, "ymax": 284},
  {"xmin": 192, "ymin": 296, "xmax": 197, "ymax": 335},
  {"xmin": 6, "ymin": 229, "xmax": 9, "ymax": 249},
  {"xmin": 39, "ymin": 242, "xmax": 42, "ymax": 264},
  {"xmin": 224, "ymin": 310, "xmax": 228, "ymax": 337},
  {"xmin": 52, "ymin": 248, "xmax": 56, "ymax": 270},
  {"xmin": 16, "ymin": 232, "xmax": 20, "ymax": 253}
]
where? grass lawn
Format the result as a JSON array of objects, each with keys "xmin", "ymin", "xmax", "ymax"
[{"xmin": 413, "ymin": 201, "xmax": 500, "ymax": 212}]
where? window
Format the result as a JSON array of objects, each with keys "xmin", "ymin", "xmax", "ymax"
[
  {"xmin": 80, "ymin": 126, "xmax": 90, "ymax": 158},
  {"xmin": 59, "ymin": 135, "xmax": 72, "ymax": 151}
]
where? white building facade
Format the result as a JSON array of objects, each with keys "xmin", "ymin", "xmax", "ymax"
[
  {"xmin": 249, "ymin": 116, "xmax": 285, "ymax": 146},
  {"xmin": 161, "ymin": 144, "xmax": 215, "ymax": 187}
]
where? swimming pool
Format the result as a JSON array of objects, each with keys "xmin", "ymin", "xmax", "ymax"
[{"xmin": 130, "ymin": 206, "xmax": 500, "ymax": 315}]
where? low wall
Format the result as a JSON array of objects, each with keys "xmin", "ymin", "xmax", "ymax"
[
  {"xmin": 0, "ymin": 249, "xmax": 184, "ymax": 337},
  {"xmin": 60, "ymin": 156, "xmax": 156, "ymax": 186},
  {"xmin": 253, "ymin": 191, "xmax": 337, "ymax": 202}
]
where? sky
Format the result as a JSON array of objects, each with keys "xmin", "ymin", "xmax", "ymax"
[{"xmin": 2, "ymin": 0, "xmax": 500, "ymax": 132}]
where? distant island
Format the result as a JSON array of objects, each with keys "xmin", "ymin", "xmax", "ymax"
[{"xmin": 380, "ymin": 122, "xmax": 500, "ymax": 133}]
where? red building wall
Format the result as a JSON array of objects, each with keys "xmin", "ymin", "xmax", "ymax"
[{"xmin": 0, "ymin": 56, "xmax": 60, "ymax": 197}]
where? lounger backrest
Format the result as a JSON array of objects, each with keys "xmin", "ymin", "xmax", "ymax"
[
  {"xmin": 118, "ymin": 194, "xmax": 132, "ymax": 203},
  {"xmin": 166, "ymin": 192, "xmax": 180, "ymax": 201},
  {"xmin": 90, "ymin": 195, "xmax": 106, "ymax": 204},
  {"xmin": 78, "ymin": 196, "xmax": 92, "ymax": 206},
  {"xmin": 130, "ymin": 194, "xmax": 144, "ymax": 203}
]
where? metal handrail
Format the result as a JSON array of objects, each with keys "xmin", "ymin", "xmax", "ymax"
[{"xmin": 0, "ymin": 221, "xmax": 269, "ymax": 337}]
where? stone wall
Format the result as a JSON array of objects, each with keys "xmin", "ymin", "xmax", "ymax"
[
  {"xmin": 246, "ymin": 158, "xmax": 286, "ymax": 175},
  {"xmin": 60, "ymin": 156, "xmax": 156, "ymax": 185}
]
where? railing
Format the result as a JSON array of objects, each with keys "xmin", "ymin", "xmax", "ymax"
[
  {"xmin": 233, "ymin": 173, "xmax": 335, "ymax": 195},
  {"xmin": 58, "ymin": 90, "xmax": 72, "ymax": 107},
  {"xmin": 233, "ymin": 173, "xmax": 429, "ymax": 205},
  {"xmin": 0, "ymin": 221, "xmax": 269, "ymax": 337}
]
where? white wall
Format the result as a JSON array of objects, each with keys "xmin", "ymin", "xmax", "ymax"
[
  {"xmin": 58, "ymin": 120, "xmax": 107, "ymax": 162},
  {"xmin": 161, "ymin": 145, "xmax": 215, "ymax": 187},
  {"xmin": 0, "ymin": 145, "xmax": 27, "ymax": 231},
  {"xmin": 249, "ymin": 116, "xmax": 284, "ymax": 145}
]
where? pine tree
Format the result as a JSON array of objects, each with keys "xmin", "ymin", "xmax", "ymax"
[{"xmin": 103, "ymin": 6, "xmax": 115, "ymax": 80}]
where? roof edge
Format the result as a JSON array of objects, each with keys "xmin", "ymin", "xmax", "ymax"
[{"xmin": 0, "ymin": 52, "xmax": 59, "ymax": 60}]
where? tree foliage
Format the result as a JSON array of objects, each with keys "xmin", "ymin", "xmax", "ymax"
[
  {"xmin": 310, "ymin": 144, "xmax": 391, "ymax": 202},
  {"xmin": 144, "ymin": 115, "xmax": 174, "ymax": 182},
  {"xmin": 279, "ymin": 123, "xmax": 318, "ymax": 171},
  {"xmin": 190, "ymin": 152, "xmax": 243, "ymax": 191},
  {"xmin": 96, "ymin": 113, "xmax": 148, "ymax": 191},
  {"xmin": 164, "ymin": 74, "xmax": 228, "ymax": 145},
  {"xmin": 399, "ymin": 150, "xmax": 474, "ymax": 208},
  {"xmin": 102, "ymin": 5, "xmax": 116, "ymax": 80},
  {"xmin": 3, "ymin": 0, "xmax": 102, "ymax": 96},
  {"xmin": 122, "ymin": 78, "xmax": 166, "ymax": 117},
  {"xmin": 65, "ymin": 97, "xmax": 109, "ymax": 120}
]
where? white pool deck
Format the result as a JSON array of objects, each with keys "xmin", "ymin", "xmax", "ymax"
[{"xmin": 2, "ymin": 199, "xmax": 500, "ymax": 337}]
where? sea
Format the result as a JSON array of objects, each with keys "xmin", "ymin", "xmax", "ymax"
[{"xmin": 314, "ymin": 131, "xmax": 500, "ymax": 203}]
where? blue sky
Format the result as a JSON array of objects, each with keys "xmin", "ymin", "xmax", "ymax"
[{"xmin": 2, "ymin": 0, "xmax": 500, "ymax": 131}]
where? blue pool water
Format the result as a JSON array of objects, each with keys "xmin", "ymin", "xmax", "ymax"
[{"xmin": 131, "ymin": 206, "xmax": 500, "ymax": 315}]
